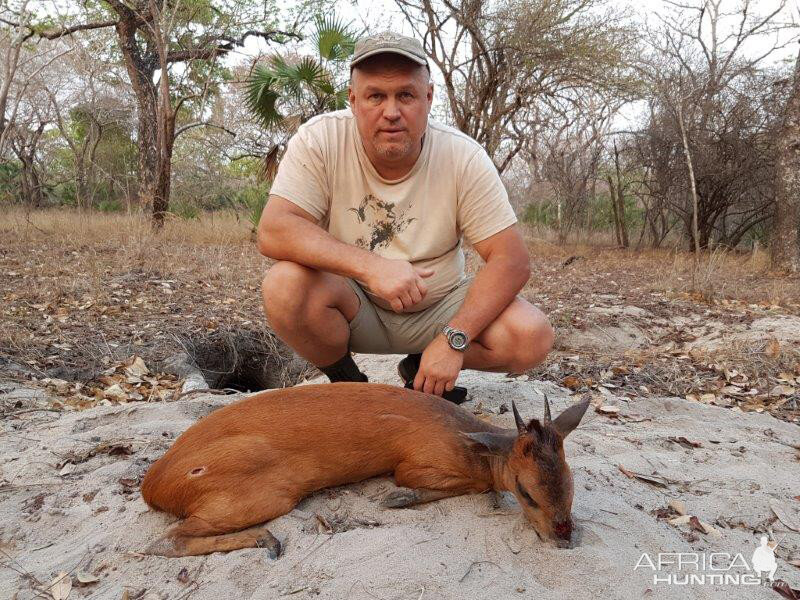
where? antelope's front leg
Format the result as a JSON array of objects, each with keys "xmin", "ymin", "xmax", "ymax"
[{"xmin": 380, "ymin": 487, "xmax": 466, "ymax": 508}]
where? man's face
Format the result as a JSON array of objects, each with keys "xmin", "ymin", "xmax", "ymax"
[{"xmin": 349, "ymin": 57, "xmax": 433, "ymax": 167}]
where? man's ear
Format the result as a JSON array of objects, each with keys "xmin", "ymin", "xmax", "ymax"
[
  {"xmin": 552, "ymin": 399, "xmax": 591, "ymax": 438},
  {"xmin": 461, "ymin": 431, "xmax": 516, "ymax": 456}
]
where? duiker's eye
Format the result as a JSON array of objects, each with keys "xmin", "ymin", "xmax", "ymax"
[{"xmin": 516, "ymin": 481, "xmax": 538, "ymax": 508}]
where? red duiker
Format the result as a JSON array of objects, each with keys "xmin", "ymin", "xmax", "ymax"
[{"xmin": 140, "ymin": 383, "xmax": 589, "ymax": 556}]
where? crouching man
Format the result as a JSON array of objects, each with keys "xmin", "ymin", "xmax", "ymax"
[{"xmin": 257, "ymin": 32, "xmax": 553, "ymax": 401}]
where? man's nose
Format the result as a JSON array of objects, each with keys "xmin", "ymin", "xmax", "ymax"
[{"xmin": 382, "ymin": 98, "xmax": 401, "ymax": 120}]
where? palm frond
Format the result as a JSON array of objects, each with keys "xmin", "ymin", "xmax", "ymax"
[
  {"xmin": 260, "ymin": 144, "xmax": 282, "ymax": 183},
  {"xmin": 294, "ymin": 57, "xmax": 326, "ymax": 87},
  {"xmin": 244, "ymin": 12, "xmax": 355, "ymax": 135},
  {"xmin": 328, "ymin": 87, "xmax": 350, "ymax": 111},
  {"xmin": 244, "ymin": 65, "xmax": 283, "ymax": 128},
  {"xmin": 312, "ymin": 15, "xmax": 358, "ymax": 61}
]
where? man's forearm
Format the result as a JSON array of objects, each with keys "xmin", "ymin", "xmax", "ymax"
[
  {"xmin": 447, "ymin": 257, "xmax": 530, "ymax": 341},
  {"xmin": 259, "ymin": 213, "xmax": 377, "ymax": 280}
]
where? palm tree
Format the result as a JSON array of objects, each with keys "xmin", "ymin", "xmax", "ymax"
[{"xmin": 244, "ymin": 16, "xmax": 359, "ymax": 180}]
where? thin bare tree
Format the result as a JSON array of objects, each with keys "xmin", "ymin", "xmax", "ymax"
[
  {"xmin": 393, "ymin": 0, "xmax": 635, "ymax": 173},
  {"xmin": 771, "ymin": 44, "xmax": 800, "ymax": 272}
]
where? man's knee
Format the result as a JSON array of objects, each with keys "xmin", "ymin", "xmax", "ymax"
[
  {"xmin": 507, "ymin": 311, "xmax": 554, "ymax": 373},
  {"xmin": 261, "ymin": 261, "xmax": 316, "ymax": 318}
]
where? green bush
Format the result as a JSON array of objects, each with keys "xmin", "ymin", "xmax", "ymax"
[
  {"xmin": 230, "ymin": 183, "xmax": 271, "ymax": 233},
  {"xmin": 97, "ymin": 198, "xmax": 124, "ymax": 213},
  {"xmin": 522, "ymin": 201, "xmax": 556, "ymax": 227},
  {"xmin": 170, "ymin": 201, "xmax": 200, "ymax": 220},
  {"xmin": 0, "ymin": 161, "xmax": 21, "ymax": 204},
  {"xmin": 521, "ymin": 193, "xmax": 645, "ymax": 233}
]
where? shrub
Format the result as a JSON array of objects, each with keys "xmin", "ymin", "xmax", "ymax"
[
  {"xmin": 97, "ymin": 198, "xmax": 124, "ymax": 213},
  {"xmin": 170, "ymin": 201, "xmax": 200, "ymax": 221}
]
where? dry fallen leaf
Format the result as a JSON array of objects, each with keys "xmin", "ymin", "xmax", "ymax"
[
  {"xmin": 75, "ymin": 572, "xmax": 99, "ymax": 585},
  {"xmin": 562, "ymin": 376, "xmax": 582, "ymax": 390},
  {"xmin": 48, "ymin": 572, "xmax": 72, "ymax": 600},
  {"xmin": 668, "ymin": 499, "xmax": 687, "ymax": 516},
  {"xmin": 765, "ymin": 338, "xmax": 781, "ymax": 359},
  {"xmin": 103, "ymin": 384, "xmax": 127, "ymax": 402},
  {"xmin": 771, "ymin": 499, "xmax": 800, "ymax": 532},
  {"xmin": 773, "ymin": 580, "xmax": 800, "ymax": 600},
  {"xmin": 689, "ymin": 515, "xmax": 705, "ymax": 532},
  {"xmin": 596, "ymin": 405, "xmax": 620, "ymax": 417},
  {"xmin": 770, "ymin": 385, "xmax": 796, "ymax": 397},
  {"xmin": 669, "ymin": 515, "xmax": 691, "ymax": 526},
  {"xmin": 177, "ymin": 567, "xmax": 190, "ymax": 584},
  {"xmin": 124, "ymin": 356, "xmax": 149, "ymax": 378},
  {"xmin": 617, "ymin": 465, "xmax": 670, "ymax": 488},
  {"xmin": 668, "ymin": 436, "xmax": 703, "ymax": 449}
]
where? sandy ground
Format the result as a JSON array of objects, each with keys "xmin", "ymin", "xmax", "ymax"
[{"xmin": 1, "ymin": 354, "xmax": 799, "ymax": 600}]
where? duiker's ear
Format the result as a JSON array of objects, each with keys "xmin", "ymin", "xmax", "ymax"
[
  {"xmin": 552, "ymin": 398, "xmax": 590, "ymax": 438},
  {"xmin": 461, "ymin": 431, "xmax": 516, "ymax": 456}
]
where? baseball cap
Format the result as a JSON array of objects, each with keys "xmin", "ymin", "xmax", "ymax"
[{"xmin": 350, "ymin": 31, "xmax": 429, "ymax": 69}]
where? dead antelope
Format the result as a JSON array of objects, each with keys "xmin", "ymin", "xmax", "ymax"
[{"xmin": 140, "ymin": 383, "xmax": 590, "ymax": 557}]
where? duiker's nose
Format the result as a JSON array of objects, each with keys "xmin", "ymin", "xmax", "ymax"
[{"xmin": 554, "ymin": 519, "xmax": 572, "ymax": 542}]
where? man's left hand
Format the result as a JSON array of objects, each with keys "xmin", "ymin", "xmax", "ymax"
[{"xmin": 414, "ymin": 335, "xmax": 464, "ymax": 396}]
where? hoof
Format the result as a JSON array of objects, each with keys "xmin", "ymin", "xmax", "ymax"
[
  {"xmin": 255, "ymin": 529, "xmax": 282, "ymax": 559},
  {"xmin": 380, "ymin": 489, "xmax": 418, "ymax": 509}
]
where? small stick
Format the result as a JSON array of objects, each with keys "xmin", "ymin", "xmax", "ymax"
[
  {"xmin": 170, "ymin": 388, "xmax": 241, "ymax": 402},
  {"xmin": 459, "ymin": 560, "xmax": 504, "ymax": 583}
]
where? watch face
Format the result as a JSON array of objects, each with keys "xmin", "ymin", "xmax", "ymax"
[{"xmin": 450, "ymin": 331, "xmax": 468, "ymax": 349}]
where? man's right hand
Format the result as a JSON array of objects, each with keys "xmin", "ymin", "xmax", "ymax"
[{"xmin": 363, "ymin": 257, "xmax": 434, "ymax": 312}]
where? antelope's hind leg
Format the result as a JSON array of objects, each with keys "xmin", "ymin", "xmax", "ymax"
[{"xmin": 144, "ymin": 495, "xmax": 295, "ymax": 558}]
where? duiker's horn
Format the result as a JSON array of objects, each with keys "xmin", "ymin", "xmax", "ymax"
[
  {"xmin": 512, "ymin": 400, "xmax": 526, "ymax": 434},
  {"xmin": 543, "ymin": 394, "xmax": 552, "ymax": 423}
]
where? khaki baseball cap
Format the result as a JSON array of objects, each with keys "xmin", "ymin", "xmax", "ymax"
[{"xmin": 351, "ymin": 31, "xmax": 428, "ymax": 69}]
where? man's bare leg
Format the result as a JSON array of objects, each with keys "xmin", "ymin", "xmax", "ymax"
[
  {"xmin": 462, "ymin": 297, "xmax": 554, "ymax": 373},
  {"xmin": 261, "ymin": 261, "xmax": 360, "ymax": 366}
]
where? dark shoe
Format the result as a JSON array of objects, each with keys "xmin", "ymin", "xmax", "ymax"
[
  {"xmin": 397, "ymin": 353, "xmax": 469, "ymax": 405},
  {"xmin": 319, "ymin": 353, "xmax": 368, "ymax": 383}
]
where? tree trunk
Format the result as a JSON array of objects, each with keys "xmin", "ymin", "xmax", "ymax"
[
  {"xmin": 115, "ymin": 19, "xmax": 160, "ymax": 222},
  {"xmin": 606, "ymin": 174, "xmax": 622, "ymax": 245},
  {"xmin": 612, "ymin": 140, "xmax": 629, "ymax": 247},
  {"xmin": 771, "ymin": 46, "xmax": 800, "ymax": 272},
  {"xmin": 677, "ymin": 103, "xmax": 701, "ymax": 255}
]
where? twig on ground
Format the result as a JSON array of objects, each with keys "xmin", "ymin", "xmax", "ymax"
[
  {"xmin": 459, "ymin": 560, "xmax": 504, "ymax": 582},
  {"xmin": 170, "ymin": 387, "xmax": 241, "ymax": 402}
]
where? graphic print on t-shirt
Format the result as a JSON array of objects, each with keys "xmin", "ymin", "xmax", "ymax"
[{"xmin": 349, "ymin": 193, "xmax": 416, "ymax": 251}]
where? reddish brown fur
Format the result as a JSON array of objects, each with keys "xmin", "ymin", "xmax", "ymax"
[{"xmin": 141, "ymin": 383, "xmax": 578, "ymax": 556}]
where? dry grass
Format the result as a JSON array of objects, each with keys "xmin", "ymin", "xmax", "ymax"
[
  {"xmin": 1, "ymin": 209, "xmax": 799, "ymax": 420},
  {"xmin": 1, "ymin": 206, "xmax": 250, "ymax": 246},
  {"xmin": 1, "ymin": 209, "xmax": 266, "ymax": 380},
  {"xmin": 515, "ymin": 223, "xmax": 800, "ymax": 312}
]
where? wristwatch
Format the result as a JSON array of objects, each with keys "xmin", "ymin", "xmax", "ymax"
[{"xmin": 442, "ymin": 325, "xmax": 469, "ymax": 352}]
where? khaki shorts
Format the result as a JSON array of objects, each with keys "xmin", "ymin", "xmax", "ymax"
[{"xmin": 345, "ymin": 277, "xmax": 473, "ymax": 354}]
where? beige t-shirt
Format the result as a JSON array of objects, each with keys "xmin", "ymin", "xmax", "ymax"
[{"xmin": 270, "ymin": 109, "xmax": 517, "ymax": 311}]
